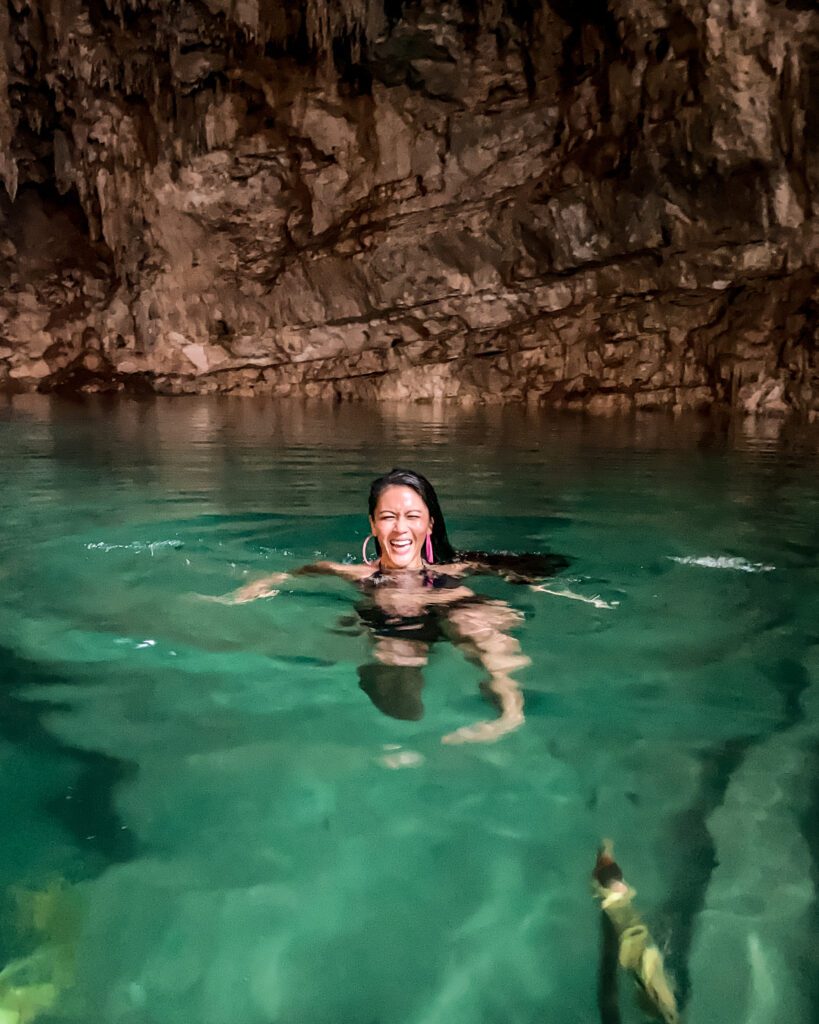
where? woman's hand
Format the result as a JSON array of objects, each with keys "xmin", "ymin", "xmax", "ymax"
[
  {"xmin": 530, "ymin": 584, "xmax": 619, "ymax": 609},
  {"xmin": 441, "ymin": 672, "xmax": 525, "ymax": 745},
  {"xmin": 442, "ymin": 707, "xmax": 525, "ymax": 745},
  {"xmin": 203, "ymin": 572, "xmax": 290, "ymax": 604},
  {"xmin": 231, "ymin": 575, "xmax": 288, "ymax": 603}
]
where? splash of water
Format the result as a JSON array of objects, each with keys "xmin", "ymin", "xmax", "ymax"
[{"xmin": 667, "ymin": 555, "xmax": 775, "ymax": 573}]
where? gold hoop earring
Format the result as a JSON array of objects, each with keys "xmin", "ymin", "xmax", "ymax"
[{"xmin": 362, "ymin": 535, "xmax": 378, "ymax": 565}]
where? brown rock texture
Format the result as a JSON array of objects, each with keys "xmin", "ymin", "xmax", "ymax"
[{"xmin": 1, "ymin": 0, "xmax": 818, "ymax": 415}]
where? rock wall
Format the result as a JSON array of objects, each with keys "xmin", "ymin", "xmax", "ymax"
[{"xmin": 1, "ymin": 0, "xmax": 818, "ymax": 415}]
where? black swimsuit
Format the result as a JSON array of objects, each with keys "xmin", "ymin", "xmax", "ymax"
[
  {"xmin": 354, "ymin": 568, "xmax": 474, "ymax": 720},
  {"xmin": 356, "ymin": 568, "xmax": 467, "ymax": 644},
  {"xmin": 360, "ymin": 567, "xmax": 465, "ymax": 591}
]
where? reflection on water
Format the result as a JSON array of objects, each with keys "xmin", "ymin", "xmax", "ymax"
[{"xmin": 0, "ymin": 395, "xmax": 818, "ymax": 1024}]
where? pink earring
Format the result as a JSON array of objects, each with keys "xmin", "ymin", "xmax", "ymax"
[
  {"xmin": 425, "ymin": 535, "xmax": 433, "ymax": 563},
  {"xmin": 362, "ymin": 535, "xmax": 377, "ymax": 565}
]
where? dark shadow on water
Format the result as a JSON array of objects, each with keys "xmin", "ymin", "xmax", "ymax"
[
  {"xmin": 597, "ymin": 912, "xmax": 622, "ymax": 1024},
  {"xmin": 796, "ymin": 739, "xmax": 819, "ymax": 1022},
  {"xmin": 0, "ymin": 645, "xmax": 138, "ymax": 867},
  {"xmin": 659, "ymin": 655, "xmax": 811, "ymax": 1009},
  {"xmin": 659, "ymin": 734, "xmax": 759, "ymax": 1006},
  {"xmin": 764, "ymin": 655, "xmax": 812, "ymax": 726},
  {"xmin": 0, "ymin": 646, "xmax": 138, "ymax": 970}
]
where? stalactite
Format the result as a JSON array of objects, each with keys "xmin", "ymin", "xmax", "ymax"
[
  {"xmin": 0, "ymin": 1, "xmax": 19, "ymax": 199},
  {"xmin": 0, "ymin": 0, "xmax": 817, "ymax": 414}
]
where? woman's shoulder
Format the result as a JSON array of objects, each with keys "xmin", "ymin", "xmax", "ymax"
[{"xmin": 435, "ymin": 561, "xmax": 470, "ymax": 575}]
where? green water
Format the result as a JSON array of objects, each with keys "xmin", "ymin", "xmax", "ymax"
[{"xmin": 1, "ymin": 395, "xmax": 818, "ymax": 1024}]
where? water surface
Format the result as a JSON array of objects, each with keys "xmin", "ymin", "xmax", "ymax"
[{"xmin": 1, "ymin": 395, "xmax": 818, "ymax": 1024}]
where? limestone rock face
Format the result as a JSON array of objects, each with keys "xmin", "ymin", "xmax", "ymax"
[{"xmin": 0, "ymin": 0, "xmax": 817, "ymax": 415}]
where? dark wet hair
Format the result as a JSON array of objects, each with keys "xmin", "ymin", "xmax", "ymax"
[{"xmin": 368, "ymin": 468, "xmax": 570, "ymax": 583}]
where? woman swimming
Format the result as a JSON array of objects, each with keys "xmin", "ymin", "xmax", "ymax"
[{"xmin": 220, "ymin": 468, "xmax": 573, "ymax": 744}]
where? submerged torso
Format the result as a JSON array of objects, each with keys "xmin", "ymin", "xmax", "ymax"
[{"xmin": 356, "ymin": 566, "xmax": 473, "ymax": 643}]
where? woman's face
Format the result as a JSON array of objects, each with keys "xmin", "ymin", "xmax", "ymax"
[{"xmin": 370, "ymin": 485, "xmax": 432, "ymax": 571}]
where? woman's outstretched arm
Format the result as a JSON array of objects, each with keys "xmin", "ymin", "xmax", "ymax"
[
  {"xmin": 530, "ymin": 583, "xmax": 619, "ymax": 609},
  {"xmin": 208, "ymin": 561, "xmax": 371, "ymax": 604}
]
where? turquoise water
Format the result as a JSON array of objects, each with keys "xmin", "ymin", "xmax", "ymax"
[{"xmin": 1, "ymin": 394, "xmax": 818, "ymax": 1024}]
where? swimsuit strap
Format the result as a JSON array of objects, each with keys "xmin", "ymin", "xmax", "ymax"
[{"xmin": 362, "ymin": 566, "xmax": 462, "ymax": 589}]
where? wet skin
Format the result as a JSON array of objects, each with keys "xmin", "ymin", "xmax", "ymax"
[{"xmin": 220, "ymin": 486, "xmax": 530, "ymax": 744}]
